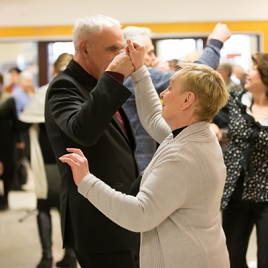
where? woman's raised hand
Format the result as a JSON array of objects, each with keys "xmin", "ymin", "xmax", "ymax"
[{"xmin": 125, "ymin": 39, "xmax": 145, "ymax": 71}]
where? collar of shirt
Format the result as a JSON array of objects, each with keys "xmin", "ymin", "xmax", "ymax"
[{"xmin": 172, "ymin": 126, "xmax": 188, "ymax": 138}]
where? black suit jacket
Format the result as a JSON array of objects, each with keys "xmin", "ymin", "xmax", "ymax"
[{"xmin": 45, "ymin": 60, "xmax": 139, "ymax": 253}]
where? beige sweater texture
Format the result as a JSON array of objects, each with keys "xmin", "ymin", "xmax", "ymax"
[{"xmin": 78, "ymin": 66, "xmax": 230, "ymax": 268}]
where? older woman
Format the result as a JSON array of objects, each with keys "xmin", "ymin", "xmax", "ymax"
[
  {"xmin": 59, "ymin": 40, "xmax": 230, "ymax": 268},
  {"xmin": 221, "ymin": 53, "xmax": 268, "ymax": 268}
]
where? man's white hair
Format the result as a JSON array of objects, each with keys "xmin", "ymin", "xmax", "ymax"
[
  {"xmin": 122, "ymin": 26, "xmax": 152, "ymax": 46},
  {"xmin": 72, "ymin": 14, "xmax": 121, "ymax": 51}
]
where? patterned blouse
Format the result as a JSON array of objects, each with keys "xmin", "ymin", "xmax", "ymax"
[{"xmin": 221, "ymin": 88, "xmax": 268, "ymax": 209}]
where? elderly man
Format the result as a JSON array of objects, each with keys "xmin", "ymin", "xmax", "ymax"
[
  {"xmin": 60, "ymin": 39, "xmax": 230, "ymax": 268},
  {"xmin": 45, "ymin": 15, "xmax": 139, "ymax": 267},
  {"xmin": 122, "ymin": 23, "xmax": 231, "ymax": 171}
]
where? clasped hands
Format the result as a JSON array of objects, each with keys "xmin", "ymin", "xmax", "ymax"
[{"xmin": 105, "ymin": 39, "xmax": 145, "ymax": 78}]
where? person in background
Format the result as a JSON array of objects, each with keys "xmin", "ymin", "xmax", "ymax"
[
  {"xmin": 212, "ymin": 62, "xmax": 241, "ymax": 151},
  {"xmin": 220, "ymin": 52, "xmax": 268, "ymax": 268},
  {"xmin": 0, "ymin": 161, "xmax": 3, "ymax": 177},
  {"xmin": 60, "ymin": 40, "xmax": 230, "ymax": 268},
  {"xmin": 0, "ymin": 73, "xmax": 24, "ymax": 210},
  {"xmin": 20, "ymin": 53, "xmax": 76, "ymax": 268},
  {"xmin": 12, "ymin": 70, "xmax": 35, "ymax": 117},
  {"xmin": 11, "ymin": 70, "xmax": 35, "ymax": 190},
  {"xmin": 154, "ymin": 57, "xmax": 171, "ymax": 71},
  {"xmin": 183, "ymin": 49, "xmax": 203, "ymax": 63},
  {"xmin": 232, "ymin": 64, "xmax": 246, "ymax": 88},
  {"xmin": 45, "ymin": 15, "xmax": 139, "ymax": 268},
  {"xmin": 217, "ymin": 62, "xmax": 239, "ymax": 92},
  {"xmin": 4, "ymin": 67, "xmax": 21, "ymax": 93},
  {"xmin": 122, "ymin": 23, "xmax": 231, "ymax": 171},
  {"xmin": 168, "ymin": 58, "xmax": 179, "ymax": 71}
]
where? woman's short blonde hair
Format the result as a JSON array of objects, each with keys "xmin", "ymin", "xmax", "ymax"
[
  {"xmin": 53, "ymin": 53, "xmax": 73, "ymax": 75},
  {"xmin": 175, "ymin": 63, "xmax": 229, "ymax": 122}
]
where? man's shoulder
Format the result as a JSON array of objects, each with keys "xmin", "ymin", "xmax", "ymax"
[{"xmin": 49, "ymin": 73, "xmax": 79, "ymax": 89}]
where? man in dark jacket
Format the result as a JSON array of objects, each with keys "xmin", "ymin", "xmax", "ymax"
[
  {"xmin": 45, "ymin": 14, "xmax": 139, "ymax": 268},
  {"xmin": 123, "ymin": 23, "xmax": 231, "ymax": 171}
]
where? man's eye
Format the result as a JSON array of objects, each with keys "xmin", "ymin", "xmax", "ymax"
[{"xmin": 109, "ymin": 47, "xmax": 118, "ymax": 52}]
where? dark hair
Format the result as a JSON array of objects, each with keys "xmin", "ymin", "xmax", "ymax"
[
  {"xmin": 252, "ymin": 53, "xmax": 268, "ymax": 87},
  {"xmin": 0, "ymin": 73, "xmax": 3, "ymax": 85},
  {"xmin": 9, "ymin": 67, "xmax": 22, "ymax": 74}
]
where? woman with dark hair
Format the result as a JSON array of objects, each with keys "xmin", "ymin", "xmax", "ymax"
[{"xmin": 221, "ymin": 52, "xmax": 268, "ymax": 268}]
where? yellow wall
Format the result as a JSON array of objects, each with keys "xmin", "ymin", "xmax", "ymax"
[{"xmin": 1, "ymin": 21, "xmax": 268, "ymax": 52}]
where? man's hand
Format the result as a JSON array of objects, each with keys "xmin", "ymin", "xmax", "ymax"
[
  {"xmin": 208, "ymin": 23, "xmax": 231, "ymax": 43},
  {"xmin": 105, "ymin": 52, "xmax": 134, "ymax": 78},
  {"xmin": 16, "ymin": 142, "xmax": 25, "ymax": 149},
  {"xmin": 59, "ymin": 148, "xmax": 90, "ymax": 186},
  {"xmin": 125, "ymin": 39, "xmax": 145, "ymax": 71},
  {"xmin": 0, "ymin": 161, "xmax": 4, "ymax": 176},
  {"xmin": 210, "ymin": 123, "xmax": 222, "ymax": 141}
]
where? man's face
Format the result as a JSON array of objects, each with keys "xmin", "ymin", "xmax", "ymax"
[
  {"xmin": 10, "ymin": 70, "xmax": 20, "ymax": 85},
  {"xmin": 86, "ymin": 25, "xmax": 124, "ymax": 79},
  {"xmin": 142, "ymin": 35, "xmax": 157, "ymax": 67},
  {"xmin": 217, "ymin": 67, "xmax": 229, "ymax": 83}
]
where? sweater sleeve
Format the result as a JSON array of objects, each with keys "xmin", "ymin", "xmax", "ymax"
[
  {"xmin": 78, "ymin": 155, "xmax": 187, "ymax": 233},
  {"xmin": 131, "ymin": 66, "xmax": 171, "ymax": 144},
  {"xmin": 194, "ymin": 39, "xmax": 223, "ymax": 70}
]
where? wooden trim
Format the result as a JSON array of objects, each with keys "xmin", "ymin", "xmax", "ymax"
[{"xmin": 38, "ymin": 42, "xmax": 49, "ymax": 87}]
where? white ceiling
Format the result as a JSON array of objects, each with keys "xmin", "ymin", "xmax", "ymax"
[{"xmin": 0, "ymin": 0, "xmax": 267, "ymax": 27}]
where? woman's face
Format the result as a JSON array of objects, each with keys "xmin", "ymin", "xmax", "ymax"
[{"xmin": 245, "ymin": 64, "xmax": 265, "ymax": 93}]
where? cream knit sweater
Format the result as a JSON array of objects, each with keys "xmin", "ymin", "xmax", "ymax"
[{"xmin": 78, "ymin": 66, "xmax": 230, "ymax": 268}]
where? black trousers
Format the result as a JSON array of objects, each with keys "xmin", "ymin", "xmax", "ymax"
[
  {"xmin": 222, "ymin": 199, "xmax": 268, "ymax": 268},
  {"xmin": 74, "ymin": 248, "xmax": 139, "ymax": 268}
]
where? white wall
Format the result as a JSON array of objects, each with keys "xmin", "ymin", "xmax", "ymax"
[{"xmin": 0, "ymin": 0, "xmax": 268, "ymax": 27}]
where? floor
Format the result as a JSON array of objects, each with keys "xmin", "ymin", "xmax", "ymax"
[
  {"xmin": 0, "ymin": 176, "xmax": 258, "ymax": 268},
  {"xmin": 0, "ymin": 168, "xmax": 80, "ymax": 268}
]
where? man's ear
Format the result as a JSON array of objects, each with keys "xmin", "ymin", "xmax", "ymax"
[
  {"xmin": 79, "ymin": 40, "xmax": 88, "ymax": 58},
  {"xmin": 181, "ymin": 92, "xmax": 195, "ymax": 110}
]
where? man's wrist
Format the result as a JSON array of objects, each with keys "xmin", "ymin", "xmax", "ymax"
[
  {"xmin": 207, "ymin": 39, "xmax": 223, "ymax": 50},
  {"xmin": 105, "ymin": 71, "xmax": 124, "ymax": 83}
]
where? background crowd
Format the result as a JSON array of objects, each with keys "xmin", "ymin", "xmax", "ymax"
[{"xmin": 0, "ymin": 13, "xmax": 267, "ymax": 268}]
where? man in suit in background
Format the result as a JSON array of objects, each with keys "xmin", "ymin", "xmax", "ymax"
[
  {"xmin": 45, "ymin": 14, "xmax": 139, "ymax": 268},
  {"xmin": 122, "ymin": 23, "xmax": 231, "ymax": 171}
]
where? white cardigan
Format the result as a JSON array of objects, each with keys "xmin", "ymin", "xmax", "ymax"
[{"xmin": 78, "ymin": 66, "xmax": 230, "ymax": 268}]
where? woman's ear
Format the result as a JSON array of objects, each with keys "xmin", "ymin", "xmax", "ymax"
[{"xmin": 181, "ymin": 92, "xmax": 195, "ymax": 110}]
